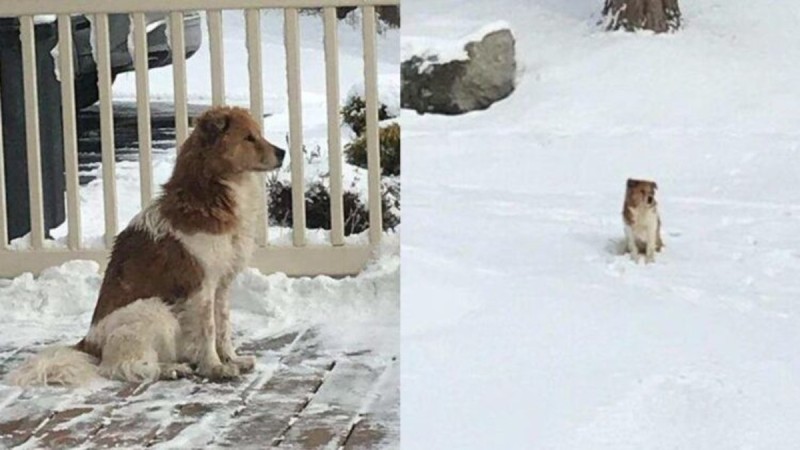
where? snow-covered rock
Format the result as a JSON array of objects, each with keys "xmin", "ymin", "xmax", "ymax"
[{"xmin": 402, "ymin": 21, "xmax": 517, "ymax": 115}]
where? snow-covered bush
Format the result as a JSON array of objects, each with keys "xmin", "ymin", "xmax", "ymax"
[
  {"xmin": 345, "ymin": 122, "xmax": 400, "ymax": 176},
  {"xmin": 341, "ymin": 95, "xmax": 393, "ymax": 136}
]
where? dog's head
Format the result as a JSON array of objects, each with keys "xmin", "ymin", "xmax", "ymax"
[
  {"xmin": 190, "ymin": 106, "xmax": 285, "ymax": 177},
  {"xmin": 625, "ymin": 178, "xmax": 658, "ymax": 208}
]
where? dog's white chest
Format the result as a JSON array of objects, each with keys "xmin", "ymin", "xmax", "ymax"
[
  {"xmin": 178, "ymin": 174, "xmax": 260, "ymax": 282},
  {"xmin": 628, "ymin": 207, "xmax": 658, "ymax": 241},
  {"xmin": 178, "ymin": 232, "xmax": 238, "ymax": 282}
]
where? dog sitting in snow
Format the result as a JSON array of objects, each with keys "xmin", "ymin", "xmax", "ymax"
[
  {"xmin": 622, "ymin": 178, "xmax": 663, "ymax": 263},
  {"xmin": 8, "ymin": 106, "xmax": 285, "ymax": 386}
]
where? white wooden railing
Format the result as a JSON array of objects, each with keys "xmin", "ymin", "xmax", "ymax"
[{"xmin": 0, "ymin": 0, "xmax": 397, "ymax": 277}]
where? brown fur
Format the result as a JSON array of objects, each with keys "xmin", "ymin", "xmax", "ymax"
[
  {"xmin": 77, "ymin": 106, "xmax": 285, "ymax": 363},
  {"xmin": 623, "ymin": 179, "xmax": 658, "ymax": 221},
  {"xmin": 161, "ymin": 107, "xmax": 283, "ymax": 234},
  {"xmin": 90, "ymin": 229, "xmax": 204, "ymax": 326}
]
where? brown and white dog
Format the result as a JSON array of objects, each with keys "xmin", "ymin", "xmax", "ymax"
[
  {"xmin": 622, "ymin": 178, "xmax": 663, "ymax": 263},
  {"xmin": 8, "ymin": 106, "xmax": 285, "ymax": 386}
]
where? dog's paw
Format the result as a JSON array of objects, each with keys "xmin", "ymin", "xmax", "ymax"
[
  {"xmin": 198, "ymin": 362, "xmax": 240, "ymax": 382},
  {"xmin": 231, "ymin": 355, "xmax": 256, "ymax": 374},
  {"xmin": 160, "ymin": 363, "xmax": 194, "ymax": 380},
  {"xmin": 172, "ymin": 363, "xmax": 195, "ymax": 379}
]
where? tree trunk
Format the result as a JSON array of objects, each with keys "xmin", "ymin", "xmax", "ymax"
[{"xmin": 603, "ymin": 0, "xmax": 681, "ymax": 33}]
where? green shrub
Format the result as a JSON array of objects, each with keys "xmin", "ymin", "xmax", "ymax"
[
  {"xmin": 268, "ymin": 180, "xmax": 400, "ymax": 235},
  {"xmin": 345, "ymin": 122, "xmax": 400, "ymax": 177},
  {"xmin": 341, "ymin": 95, "xmax": 392, "ymax": 136}
]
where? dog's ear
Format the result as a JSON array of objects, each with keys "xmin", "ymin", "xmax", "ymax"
[
  {"xmin": 627, "ymin": 178, "xmax": 637, "ymax": 188},
  {"xmin": 197, "ymin": 108, "xmax": 231, "ymax": 138},
  {"xmin": 651, "ymin": 181, "xmax": 658, "ymax": 190}
]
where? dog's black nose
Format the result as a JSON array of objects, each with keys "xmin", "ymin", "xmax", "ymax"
[
  {"xmin": 647, "ymin": 196, "xmax": 654, "ymax": 204},
  {"xmin": 275, "ymin": 147, "xmax": 286, "ymax": 165}
]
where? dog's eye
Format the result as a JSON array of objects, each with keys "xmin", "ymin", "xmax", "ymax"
[{"xmin": 246, "ymin": 135, "xmax": 256, "ymax": 143}]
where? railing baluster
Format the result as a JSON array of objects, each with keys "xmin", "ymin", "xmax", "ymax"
[
  {"xmin": 169, "ymin": 11, "xmax": 189, "ymax": 148},
  {"xmin": 133, "ymin": 12, "xmax": 153, "ymax": 207},
  {"xmin": 58, "ymin": 14, "xmax": 82, "ymax": 250},
  {"xmin": 362, "ymin": 6, "xmax": 382, "ymax": 244},
  {"xmin": 323, "ymin": 7, "xmax": 344, "ymax": 246},
  {"xmin": 0, "ymin": 75, "xmax": 6, "ymax": 249},
  {"xmin": 246, "ymin": 8, "xmax": 268, "ymax": 247},
  {"xmin": 284, "ymin": 8, "xmax": 305, "ymax": 247},
  {"xmin": 95, "ymin": 13, "xmax": 118, "ymax": 248},
  {"xmin": 207, "ymin": 10, "xmax": 226, "ymax": 106},
  {"xmin": 20, "ymin": 16, "xmax": 45, "ymax": 250}
]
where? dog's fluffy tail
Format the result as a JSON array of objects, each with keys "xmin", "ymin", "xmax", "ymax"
[{"xmin": 5, "ymin": 345, "xmax": 100, "ymax": 387}]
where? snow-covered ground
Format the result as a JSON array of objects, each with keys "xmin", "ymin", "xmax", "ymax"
[
  {"xmin": 0, "ymin": 10, "xmax": 399, "ymax": 445},
  {"xmin": 402, "ymin": 0, "xmax": 800, "ymax": 448}
]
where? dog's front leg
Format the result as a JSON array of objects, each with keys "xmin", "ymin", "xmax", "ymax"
[
  {"xmin": 179, "ymin": 286, "xmax": 239, "ymax": 381},
  {"xmin": 215, "ymin": 276, "xmax": 255, "ymax": 373},
  {"xmin": 624, "ymin": 225, "xmax": 641, "ymax": 262},
  {"xmin": 645, "ymin": 224, "xmax": 657, "ymax": 263}
]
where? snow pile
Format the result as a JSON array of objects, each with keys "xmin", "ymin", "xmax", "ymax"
[
  {"xmin": 0, "ymin": 231, "xmax": 398, "ymax": 354},
  {"xmin": 0, "ymin": 261, "xmax": 100, "ymax": 326},
  {"xmin": 233, "ymin": 231, "xmax": 400, "ymax": 352},
  {"xmin": 402, "ymin": 0, "xmax": 800, "ymax": 448},
  {"xmin": 3, "ymin": 231, "xmax": 398, "ymax": 324}
]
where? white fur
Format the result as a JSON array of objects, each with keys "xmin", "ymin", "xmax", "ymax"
[
  {"xmin": 625, "ymin": 205, "xmax": 660, "ymax": 263},
  {"xmin": 7, "ymin": 298, "xmax": 185, "ymax": 387},
  {"xmin": 87, "ymin": 298, "xmax": 181, "ymax": 382},
  {"xmin": 6, "ymin": 346, "xmax": 100, "ymax": 387},
  {"xmin": 130, "ymin": 200, "xmax": 173, "ymax": 240}
]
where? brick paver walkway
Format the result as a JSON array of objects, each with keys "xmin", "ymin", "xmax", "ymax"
[{"xmin": 0, "ymin": 328, "xmax": 398, "ymax": 449}]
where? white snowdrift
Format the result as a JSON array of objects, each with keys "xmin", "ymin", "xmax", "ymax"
[
  {"xmin": 0, "ymin": 232, "xmax": 398, "ymax": 352},
  {"xmin": 402, "ymin": 0, "xmax": 800, "ymax": 449}
]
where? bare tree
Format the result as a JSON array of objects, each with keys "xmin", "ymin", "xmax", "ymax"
[{"xmin": 603, "ymin": 0, "xmax": 681, "ymax": 33}]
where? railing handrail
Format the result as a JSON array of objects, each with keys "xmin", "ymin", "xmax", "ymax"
[
  {"xmin": 0, "ymin": 0, "xmax": 398, "ymax": 16},
  {"xmin": 0, "ymin": 1, "xmax": 392, "ymax": 277}
]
